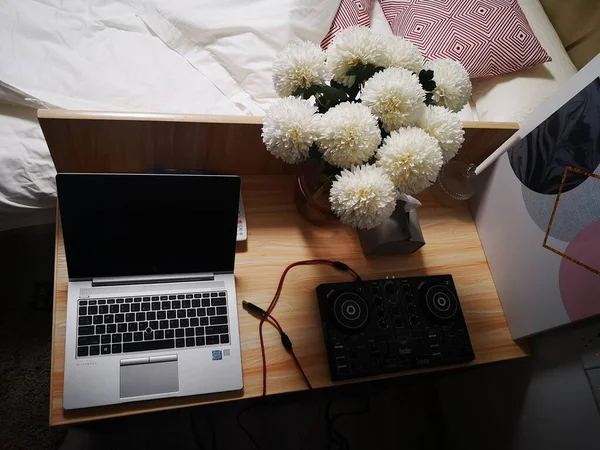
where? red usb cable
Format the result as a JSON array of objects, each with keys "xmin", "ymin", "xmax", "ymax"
[{"xmin": 243, "ymin": 259, "xmax": 361, "ymax": 396}]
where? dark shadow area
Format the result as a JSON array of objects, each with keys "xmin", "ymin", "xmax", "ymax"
[{"xmin": 4, "ymin": 224, "xmax": 599, "ymax": 450}]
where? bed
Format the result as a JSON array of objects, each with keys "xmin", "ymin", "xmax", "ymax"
[{"xmin": 0, "ymin": 0, "xmax": 579, "ymax": 232}]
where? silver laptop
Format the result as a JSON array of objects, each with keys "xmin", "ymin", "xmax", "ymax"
[{"xmin": 57, "ymin": 173, "xmax": 243, "ymax": 410}]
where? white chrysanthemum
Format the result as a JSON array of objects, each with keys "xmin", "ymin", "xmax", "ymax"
[
  {"xmin": 330, "ymin": 165, "xmax": 397, "ymax": 229},
  {"xmin": 326, "ymin": 26, "xmax": 386, "ymax": 87},
  {"xmin": 380, "ymin": 35, "xmax": 424, "ymax": 73},
  {"xmin": 426, "ymin": 59, "xmax": 472, "ymax": 113},
  {"xmin": 317, "ymin": 102, "xmax": 381, "ymax": 168},
  {"xmin": 272, "ymin": 41, "xmax": 329, "ymax": 97},
  {"xmin": 361, "ymin": 68, "xmax": 426, "ymax": 132},
  {"xmin": 376, "ymin": 127, "xmax": 443, "ymax": 194},
  {"xmin": 262, "ymin": 97, "xmax": 320, "ymax": 164},
  {"xmin": 415, "ymin": 105, "xmax": 464, "ymax": 162}
]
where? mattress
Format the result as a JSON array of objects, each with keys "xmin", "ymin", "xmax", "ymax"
[{"xmin": 0, "ymin": 0, "xmax": 578, "ymax": 231}]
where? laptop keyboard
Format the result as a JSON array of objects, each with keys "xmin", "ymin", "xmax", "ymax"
[{"xmin": 76, "ymin": 292, "xmax": 230, "ymax": 358}]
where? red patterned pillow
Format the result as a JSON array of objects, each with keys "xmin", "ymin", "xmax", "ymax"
[
  {"xmin": 379, "ymin": 0, "xmax": 551, "ymax": 78},
  {"xmin": 322, "ymin": 0, "xmax": 373, "ymax": 49}
]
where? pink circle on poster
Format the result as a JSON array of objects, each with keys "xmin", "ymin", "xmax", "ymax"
[{"xmin": 559, "ymin": 220, "xmax": 600, "ymax": 321}]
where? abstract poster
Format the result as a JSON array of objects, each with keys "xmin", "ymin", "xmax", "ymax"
[
  {"xmin": 471, "ymin": 56, "xmax": 600, "ymax": 338},
  {"xmin": 508, "ymin": 78, "xmax": 600, "ymax": 323}
]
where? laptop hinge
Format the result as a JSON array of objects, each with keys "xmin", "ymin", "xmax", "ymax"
[{"xmin": 92, "ymin": 273, "xmax": 214, "ymax": 287}]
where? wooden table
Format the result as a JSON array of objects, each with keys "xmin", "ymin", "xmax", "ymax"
[
  {"xmin": 40, "ymin": 111, "xmax": 528, "ymax": 425},
  {"xmin": 50, "ymin": 175, "xmax": 528, "ymax": 425}
]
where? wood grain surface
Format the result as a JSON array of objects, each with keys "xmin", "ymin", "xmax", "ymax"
[
  {"xmin": 38, "ymin": 110, "xmax": 517, "ymax": 175},
  {"xmin": 50, "ymin": 175, "xmax": 528, "ymax": 426}
]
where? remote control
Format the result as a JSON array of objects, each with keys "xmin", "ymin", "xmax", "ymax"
[{"xmin": 237, "ymin": 194, "xmax": 247, "ymax": 242}]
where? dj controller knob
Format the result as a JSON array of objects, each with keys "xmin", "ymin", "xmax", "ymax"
[
  {"xmin": 419, "ymin": 283, "xmax": 458, "ymax": 321},
  {"xmin": 330, "ymin": 291, "xmax": 370, "ymax": 334},
  {"xmin": 384, "ymin": 281, "xmax": 397, "ymax": 295}
]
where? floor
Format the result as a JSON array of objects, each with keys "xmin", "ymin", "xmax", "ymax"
[{"xmin": 0, "ymin": 224, "xmax": 66, "ymax": 449}]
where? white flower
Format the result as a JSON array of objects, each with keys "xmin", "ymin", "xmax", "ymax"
[
  {"xmin": 330, "ymin": 164, "xmax": 397, "ymax": 229},
  {"xmin": 361, "ymin": 68, "xmax": 426, "ymax": 132},
  {"xmin": 262, "ymin": 97, "xmax": 320, "ymax": 164},
  {"xmin": 426, "ymin": 59, "xmax": 472, "ymax": 113},
  {"xmin": 317, "ymin": 102, "xmax": 381, "ymax": 168},
  {"xmin": 381, "ymin": 35, "xmax": 424, "ymax": 73},
  {"xmin": 415, "ymin": 105, "xmax": 464, "ymax": 162},
  {"xmin": 376, "ymin": 127, "xmax": 443, "ymax": 194},
  {"xmin": 272, "ymin": 41, "xmax": 329, "ymax": 97},
  {"xmin": 326, "ymin": 26, "xmax": 386, "ymax": 87}
]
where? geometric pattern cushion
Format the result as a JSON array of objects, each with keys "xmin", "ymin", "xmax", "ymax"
[
  {"xmin": 322, "ymin": 0, "xmax": 373, "ymax": 49},
  {"xmin": 379, "ymin": 0, "xmax": 551, "ymax": 78}
]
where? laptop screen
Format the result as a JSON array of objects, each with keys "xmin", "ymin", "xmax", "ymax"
[{"xmin": 57, "ymin": 173, "xmax": 240, "ymax": 280}]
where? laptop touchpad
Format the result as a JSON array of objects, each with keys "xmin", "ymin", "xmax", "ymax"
[{"xmin": 120, "ymin": 360, "xmax": 179, "ymax": 398}]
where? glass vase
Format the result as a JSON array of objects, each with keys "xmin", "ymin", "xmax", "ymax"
[{"xmin": 294, "ymin": 165, "xmax": 338, "ymax": 225}]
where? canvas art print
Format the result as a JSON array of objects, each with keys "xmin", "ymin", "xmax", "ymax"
[{"xmin": 471, "ymin": 56, "xmax": 600, "ymax": 339}]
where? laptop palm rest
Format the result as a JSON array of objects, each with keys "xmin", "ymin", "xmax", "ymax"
[{"xmin": 120, "ymin": 356, "xmax": 179, "ymax": 398}]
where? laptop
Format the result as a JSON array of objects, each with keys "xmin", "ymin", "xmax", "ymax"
[{"xmin": 57, "ymin": 173, "xmax": 243, "ymax": 410}]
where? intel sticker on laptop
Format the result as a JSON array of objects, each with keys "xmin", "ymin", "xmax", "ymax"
[{"xmin": 212, "ymin": 350, "xmax": 223, "ymax": 361}]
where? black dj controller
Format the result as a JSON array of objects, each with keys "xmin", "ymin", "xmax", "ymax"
[{"xmin": 316, "ymin": 275, "xmax": 474, "ymax": 381}]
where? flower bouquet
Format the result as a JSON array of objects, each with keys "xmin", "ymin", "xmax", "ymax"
[{"xmin": 262, "ymin": 26, "xmax": 472, "ymax": 232}]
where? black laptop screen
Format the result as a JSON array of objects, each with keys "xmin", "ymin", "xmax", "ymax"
[{"xmin": 57, "ymin": 174, "xmax": 240, "ymax": 280}]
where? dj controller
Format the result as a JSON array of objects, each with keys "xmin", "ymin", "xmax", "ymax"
[{"xmin": 316, "ymin": 275, "xmax": 475, "ymax": 381}]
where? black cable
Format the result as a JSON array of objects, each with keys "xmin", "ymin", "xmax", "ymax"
[
  {"xmin": 298, "ymin": 397, "xmax": 323, "ymax": 450},
  {"xmin": 206, "ymin": 410, "xmax": 217, "ymax": 450},
  {"xmin": 325, "ymin": 399, "xmax": 347, "ymax": 450},
  {"xmin": 189, "ymin": 409, "xmax": 207, "ymax": 450},
  {"xmin": 189, "ymin": 408, "xmax": 218, "ymax": 450},
  {"xmin": 237, "ymin": 395, "xmax": 326, "ymax": 450},
  {"xmin": 325, "ymin": 395, "xmax": 371, "ymax": 450},
  {"xmin": 236, "ymin": 402, "xmax": 263, "ymax": 450}
]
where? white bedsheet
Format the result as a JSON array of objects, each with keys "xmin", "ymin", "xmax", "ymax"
[
  {"xmin": 0, "ymin": 0, "xmax": 258, "ymax": 114},
  {"xmin": 0, "ymin": 0, "xmax": 579, "ymax": 231},
  {"xmin": 0, "ymin": 105, "xmax": 56, "ymax": 231},
  {"xmin": 0, "ymin": 0, "xmax": 339, "ymax": 230}
]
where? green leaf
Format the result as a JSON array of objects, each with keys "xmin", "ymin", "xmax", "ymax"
[
  {"xmin": 308, "ymin": 144, "xmax": 322, "ymax": 162},
  {"xmin": 346, "ymin": 82, "xmax": 361, "ymax": 102},
  {"xmin": 322, "ymin": 163, "xmax": 342, "ymax": 176},
  {"xmin": 318, "ymin": 85, "xmax": 348, "ymax": 105},
  {"xmin": 419, "ymin": 69, "xmax": 434, "ymax": 81},
  {"xmin": 329, "ymin": 79, "xmax": 357, "ymax": 101},
  {"xmin": 330, "ymin": 80, "xmax": 345, "ymax": 90},
  {"xmin": 360, "ymin": 64, "xmax": 385, "ymax": 83},
  {"xmin": 345, "ymin": 65, "xmax": 362, "ymax": 76},
  {"xmin": 314, "ymin": 85, "xmax": 348, "ymax": 112},
  {"xmin": 378, "ymin": 119, "xmax": 390, "ymax": 141},
  {"xmin": 418, "ymin": 69, "xmax": 436, "ymax": 93},
  {"xmin": 424, "ymin": 92, "xmax": 435, "ymax": 106},
  {"xmin": 291, "ymin": 85, "xmax": 321, "ymax": 99},
  {"xmin": 345, "ymin": 63, "xmax": 386, "ymax": 86}
]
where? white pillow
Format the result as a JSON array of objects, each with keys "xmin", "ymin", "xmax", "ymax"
[
  {"xmin": 133, "ymin": 0, "xmax": 341, "ymax": 113},
  {"xmin": 471, "ymin": 0, "xmax": 577, "ymax": 123}
]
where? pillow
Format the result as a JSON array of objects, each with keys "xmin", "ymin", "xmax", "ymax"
[
  {"xmin": 134, "ymin": 0, "xmax": 341, "ymax": 113},
  {"xmin": 322, "ymin": 0, "xmax": 373, "ymax": 49},
  {"xmin": 470, "ymin": 0, "xmax": 577, "ymax": 123},
  {"xmin": 320, "ymin": 0, "xmax": 480, "ymax": 119},
  {"xmin": 380, "ymin": 0, "xmax": 551, "ymax": 78}
]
